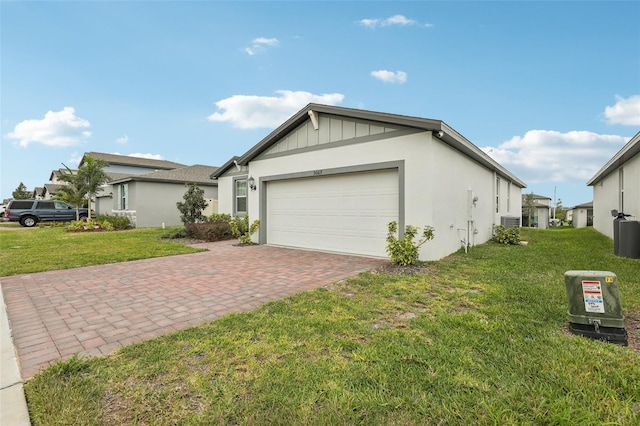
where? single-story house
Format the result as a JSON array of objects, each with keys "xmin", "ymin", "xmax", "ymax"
[
  {"xmin": 98, "ymin": 164, "xmax": 219, "ymax": 227},
  {"xmin": 212, "ymin": 103, "xmax": 525, "ymax": 261},
  {"xmin": 79, "ymin": 152, "xmax": 218, "ymax": 227},
  {"xmin": 567, "ymin": 201, "xmax": 593, "ymax": 228},
  {"xmin": 588, "ymin": 131, "xmax": 640, "ymax": 239},
  {"xmin": 521, "ymin": 193, "xmax": 551, "ymax": 229}
]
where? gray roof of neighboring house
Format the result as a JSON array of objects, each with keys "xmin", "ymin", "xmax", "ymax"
[
  {"xmin": 587, "ymin": 131, "xmax": 640, "ymax": 186},
  {"xmin": 43, "ymin": 184, "xmax": 67, "ymax": 195},
  {"xmin": 109, "ymin": 165, "xmax": 219, "ymax": 186},
  {"xmin": 570, "ymin": 201, "xmax": 593, "ymax": 209},
  {"xmin": 49, "ymin": 168, "xmax": 76, "ymax": 181},
  {"xmin": 80, "ymin": 152, "xmax": 187, "ymax": 170},
  {"xmin": 213, "ymin": 103, "xmax": 526, "ymax": 187},
  {"xmin": 33, "ymin": 187, "xmax": 45, "ymax": 197},
  {"xmin": 522, "ymin": 193, "xmax": 551, "ymax": 200}
]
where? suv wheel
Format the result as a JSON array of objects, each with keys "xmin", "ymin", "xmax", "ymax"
[{"xmin": 21, "ymin": 216, "xmax": 37, "ymax": 227}]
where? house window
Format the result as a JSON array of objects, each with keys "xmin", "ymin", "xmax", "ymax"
[
  {"xmin": 234, "ymin": 178, "xmax": 247, "ymax": 215},
  {"xmin": 496, "ymin": 177, "xmax": 501, "ymax": 213},
  {"xmin": 118, "ymin": 184, "xmax": 128, "ymax": 209},
  {"xmin": 507, "ymin": 181, "xmax": 511, "ymax": 212}
]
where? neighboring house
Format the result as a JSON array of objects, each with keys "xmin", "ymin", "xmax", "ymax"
[
  {"xmin": 522, "ymin": 194, "xmax": 551, "ymax": 229},
  {"xmin": 567, "ymin": 202, "xmax": 593, "ymax": 228},
  {"xmin": 33, "ymin": 187, "xmax": 45, "ymax": 199},
  {"xmin": 102, "ymin": 165, "xmax": 219, "ymax": 227},
  {"xmin": 588, "ymin": 131, "xmax": 640, "ymax": 239},
  {"xmin": 42, "ymin": 184, "xmax": 67, "ymax": 200},
  {"xmin": 212, "ymin": 103, "xmax": 525, "ymax": 261},
  {"xmin": 82, "ymin": 151, "xmax": 219, "ymax": 227},
  {"xmin": 49, "ymin": 168, "xmax": 76, "ymax": 185}
]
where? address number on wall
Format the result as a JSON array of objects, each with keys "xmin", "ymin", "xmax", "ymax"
[{"xmin": 313, "ymin": 170, "xmax": 323, "ymax": 175}]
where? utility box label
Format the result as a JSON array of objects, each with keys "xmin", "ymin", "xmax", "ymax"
[{"xmin": 582, "ymin": 280, "xmax": 605, "ymax": 313}]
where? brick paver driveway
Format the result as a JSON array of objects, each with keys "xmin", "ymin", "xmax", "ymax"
[{"xmin": 1, "ymin": 241, "xmax": 384, "ymax": 379}]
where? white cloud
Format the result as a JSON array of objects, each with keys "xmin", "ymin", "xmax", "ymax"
[
  {"xmin": 6, "ymin": 107, "xmax": 92, "ymax": 148},
  {"xmin": 482, "ymin": 130, "xmax": 630, "ymax": 184},
  {"xmin": 207, "ymin": 90, "xmax": 345, "ymax": 129},
  {"xmin": 68, "ymin": 152, "xmax": 83, "ymax": 166},
  {"xmin": 604, "ymin": 95, "xmax": 640, "ymax": 126},
  {"xmin": 245, "ymin": 37, "xmax": 279, "ymax": 56},
  {"xmin": 359, "ymin": 15, "xmax": 432, "ymax": 29},
  {"xmin": 112, "ymin": 152, "xmax": 164, "ymax": 160},
  {"xmin": 371, "ymin": 70, "xmax": 407, "ymax": 84},
  {"xmin": 116, "ymin": 135, "xmax": 129, "ymax": 144}
]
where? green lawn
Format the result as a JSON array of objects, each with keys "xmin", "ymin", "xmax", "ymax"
[
  {"xmin": 20, "ymin": 228, "xmax": 640, "ymax": 425},
  {"xmin": 0, "ymin": 226, "xmax": 204, "ymax": 276}
]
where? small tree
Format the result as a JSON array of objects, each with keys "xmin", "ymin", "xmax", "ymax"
[
  {"xmin": 176, "ymin": 183, "xmax": 208, "ymax": 224},
  {"xmin": 523, "ymin": 192, "xmax": 536, "ymax": 227},
  {"xmin": 386, "ymin": 221, "xmax": 435, "ymax": 266},
  {"xmin": 12, "ymin": 182, "xmax": 31, "ymax": 199}
]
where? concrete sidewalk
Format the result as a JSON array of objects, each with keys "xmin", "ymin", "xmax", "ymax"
[
  {"xmin": 0, "ymin": 240, "xmax": 384, "ymax": 423},
  {"xmin": 0, "ymin": 283, "xmax": 30, "ymax": 426}
]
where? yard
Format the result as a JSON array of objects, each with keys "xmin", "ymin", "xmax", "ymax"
[{"xmin": 6, "ymin": 227, "xmax": 640, "ymax": 424}]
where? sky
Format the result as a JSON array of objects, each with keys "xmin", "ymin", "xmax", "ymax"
[{"xmin": 1, "ymin": 0, "xmax": 639, "ymax": 208}]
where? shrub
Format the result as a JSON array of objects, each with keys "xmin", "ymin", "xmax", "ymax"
[
  {"xmin": 493, "ymin": 225, "xmax": 521, "ymax": 245},
  {"xmin": 176, "ymin": 183, "xmax": 207, "ymax": 225},
  {"xmin": 185, "ymin": 222, "xmax": 234, "ymax": 242},
  {"xmin": 386, "ymin": 221, "xmax": 435, "ymax": 266},
  {"xmin": 95, "ymin": 214, "xmax": 131, "ymax": 230},
  {"xmin": 66, "ymin": 220, "xmax": 114, "ymax": 232},
  {"xmin": 161, "ymin": 227, "xmax": 187, "ymax": 239},
  {"xmin": 208, "ymin": 213, "xmax": 232, "ymax": 223},
  {"xmin": 229, "ymin": 216, "xmax": 260, "ymax": 244}
]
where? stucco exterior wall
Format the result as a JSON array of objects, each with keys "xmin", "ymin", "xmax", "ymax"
[
  {"xmin": 573, "ymin": 208, "xmax": 589, "ymax": 228},
  {"xmin": 233, "ymin": 131, "xmax": 523, "ymax": 261},
  {"xmin": 133, "ymin": 181, "xmax": 218, "ymax": 228},
  {"xmin": 593, "ymin": 173, "xmax": 623, "ymax": 239}
]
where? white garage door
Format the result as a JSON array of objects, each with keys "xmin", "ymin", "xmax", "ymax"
[{"xmin": 267, "ymin": 169, "xmax": 398, "ymax": 257}]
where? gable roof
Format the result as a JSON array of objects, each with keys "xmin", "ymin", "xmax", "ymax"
[
  {"xmin": 109, "ymin": 165, "xmax": 219, "ymax": 186},
  {"xmin": 570, "ymin": 201, "xmax": 593, "ymax": 209},
  {"xmin": 210, "ymin": 156, "xmax": 240, "ymax": 179},
  {"xmin": 43, "ymin": 183, "xmax": 67, "ymax": 195},
  {"xmin": 49, "ymin": 168, "xmax": 76, "ymax": 181},
  {"xmin": 522, "ymin": 193, "xmax": 551, "ymax": 200},
  {"xmin": 218, "ymin": 103, "xmax": 526, "ymax": 187},
  {"xmin": 587, "ymin": 131, "xmax": 640, "ymax": 186},
  {"xmin": 80, "ymin": 152, "xmax": 187, "ymax": 170}
]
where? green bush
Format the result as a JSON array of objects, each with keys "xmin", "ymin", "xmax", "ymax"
[
  {"xmin": 208, "ymin": 213, "xmax": 232, "ymax": 223},
  {"xmin": 386, "ymin": 221, "xmax": 435, "ymax": 266},
  {"xmin": 95, "ymin": 214, "xmax": 131, "ymax": 230},
  {"xmin": 66, "ymin": 220, "xmax": 114, "ymax": 232},
  {"xmin": 493, "ymin": 225, "xmax": 521, "ymax": 245},
  {"xmin": 161, "ymin": 227, "xmax": 187, "ymax": 239},
  {"xmin": 185, "ymin": 222, "xmax": 234, "ymax": 242},
  {"xmin": 229, "ymin": 215, "xmax": 259, "ymax": 244}
]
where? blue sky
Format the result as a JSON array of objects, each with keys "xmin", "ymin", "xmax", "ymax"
[{"xmin": 2, "ymin": 1, "xmax": 639, "ymax": 208}]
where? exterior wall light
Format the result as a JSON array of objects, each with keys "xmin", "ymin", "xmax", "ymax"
[{"xmin": 248, "ymin": 176, "xmax": 257, "ymax": 191}]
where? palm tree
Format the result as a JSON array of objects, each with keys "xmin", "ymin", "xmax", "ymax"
[{"xmin": 76, "ymin": 155, "xmax": 109, "ymax": 220}]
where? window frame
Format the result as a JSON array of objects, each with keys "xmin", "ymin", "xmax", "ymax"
[{"xmin": 233, "ymin": 177, "xmax": 248, "ymax": 216}]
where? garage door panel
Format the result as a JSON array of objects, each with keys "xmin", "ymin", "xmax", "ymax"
[{"xmin": 267, "ymin": 170, "xmax": 398, "ymax": 257}]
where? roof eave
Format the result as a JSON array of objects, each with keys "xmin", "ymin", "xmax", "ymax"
[{"xmin": 587, "ymin": 131, "xmax": 640, "ymax": 186}]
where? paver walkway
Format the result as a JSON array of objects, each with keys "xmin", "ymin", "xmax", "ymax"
[{"xmin": 1, "ymin": 241, "xmax": 385, "ymax": 380}]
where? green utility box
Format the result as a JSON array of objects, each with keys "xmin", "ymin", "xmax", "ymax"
[{"xmin": 564, "ymin": 270, "xmax": 627, "ymax": 345}]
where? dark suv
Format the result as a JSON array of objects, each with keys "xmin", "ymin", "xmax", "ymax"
[{"xmin": 5, "ymin": 200, "xmax": 91, "ymax": 227}]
